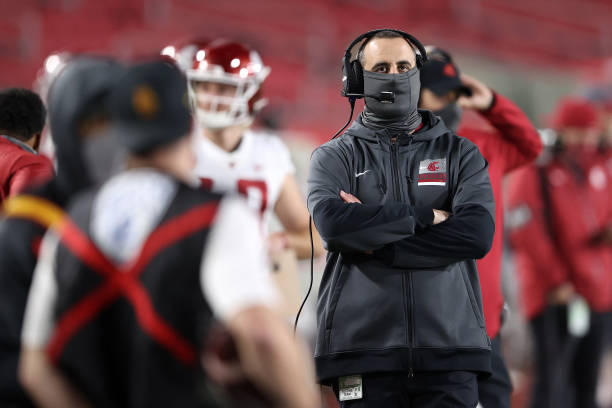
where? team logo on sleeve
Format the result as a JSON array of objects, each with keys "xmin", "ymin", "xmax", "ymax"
[{"xmin": 418, "ymin": 158, "xmax": 446, "ymax": 186}]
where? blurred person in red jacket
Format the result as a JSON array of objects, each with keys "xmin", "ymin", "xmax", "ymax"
[
  {"xmin": 507, "ymin": 98, "xmax": 612, "ymax": 408},
  {"xmin": 594, "ymin": 99, "xmax": 612, "ymax": 197},
  {"xmin": 584, "ymin": 87, "xmax": 612, "ymax": 183},
  {"xmin": 600, "ymin": 101, "xmax": 612, "ymax": 148},
  {"xmin": 418, "ymin": 46, "xmax": 542, "ymax": 408},
  {"xmin": 589, "ymin": 95, "xmax": 612, "ymax": 364},
  {"xmin": 595, "ymin": 100, "xmax": 612, "ymax": 248},
  {"xmin": 0, "ymin": 88, "xmax": 53, "ymax": 202}
]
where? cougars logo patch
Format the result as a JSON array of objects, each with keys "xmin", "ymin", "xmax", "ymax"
[{"xmin": 418, "ymin": 158, "xmax": 447, "ymax": 186}]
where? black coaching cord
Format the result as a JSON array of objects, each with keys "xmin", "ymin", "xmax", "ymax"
[
  {"xmin": 293, "ymin": 216, "xmax": 314, "ymax": 334},
  {"xmin": 293, "ymin": 98, "xmax": 356, "ymax": 335}
]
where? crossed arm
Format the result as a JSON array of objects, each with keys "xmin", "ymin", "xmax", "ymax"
[{"xmin": 307, "ymin": 143, "xmax": 495, "ymax": 268}]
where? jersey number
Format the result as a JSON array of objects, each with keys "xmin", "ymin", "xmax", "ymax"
[{"xmin": 200, "ymin": 178, "xmax": 268, "ymax": 214}]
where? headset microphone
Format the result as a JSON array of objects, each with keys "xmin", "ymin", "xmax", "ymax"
[{"xmin": 343, "ymin": 91, "xmax": 395, "ymax": 103}]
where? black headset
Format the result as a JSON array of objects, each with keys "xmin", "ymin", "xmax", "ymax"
[{"xmin": 341, "ymin": 28, "xmax": 428, "ymax": 100}]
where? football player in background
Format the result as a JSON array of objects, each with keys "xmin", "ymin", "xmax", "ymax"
[
  {"xmin": 171, "ymin": 39, "xmax": 324, "ymax": 316},
  {"xmin": 185, "ymin": 39, "xmax": 322, "ymax": 257}
]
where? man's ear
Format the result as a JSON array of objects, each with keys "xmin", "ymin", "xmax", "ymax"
[{"xmin": 31, "ymin": 132, "xmax": 42, "ymax": 151}]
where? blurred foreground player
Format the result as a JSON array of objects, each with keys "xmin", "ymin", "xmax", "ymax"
[
  {"xmin": 18, "ymin": 61, "xmax": 318, "ymax": 408},
  {"xmin": 418, "ymin": 47, "xmax": 542, "ymax": 408},
  {"xmin": 183, "ymin": 39, "xmax": 323, "ymax": 260},
  {"xmin": 507, "ymin": 98, "xmax": 612, "ymax": 408},
  {"xmin": 0, "ymin": 57, "xmax": 123, "ymax": 408},
  {"xmin": 0, "ymin": 88, "xmax": 53, "ymax": 201}
]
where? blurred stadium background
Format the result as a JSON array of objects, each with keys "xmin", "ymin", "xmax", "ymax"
[
  {"xmin": 1, "ymin": 0, "xmax": 612, "ymax": 139},
  {"xmin": 1, "ymin": 1, "xmax": 612, "ymax": 407}
]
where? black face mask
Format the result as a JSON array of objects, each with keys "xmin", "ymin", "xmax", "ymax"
[
  {"xmin": 361, "ymin": 67, "xmax": 422, "ymax": 132},
  {"xmin": 434, "ymin": 102, "xmax": 462, "ymax": 133}
]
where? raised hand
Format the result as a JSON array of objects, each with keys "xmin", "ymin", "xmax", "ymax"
[{"xmin": 457, "ymin": 73, "xmax": 494, "ymax": 111}]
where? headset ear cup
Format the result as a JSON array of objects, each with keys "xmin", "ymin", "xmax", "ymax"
[
  {"xmin": 350, "ymin": 60, "xmax": 364, "ymax": 95},
  {"xmin": 342, "ymin": 57, "xmax": 351, "ymax": 96}
]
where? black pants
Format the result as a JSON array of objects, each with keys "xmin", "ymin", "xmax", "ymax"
[
  {"xmin": 331, "ymin": 371, "xmax": 478, "ymax": 408},
  {"xmin": 530, "ymin": 305, "xmax": 608, "ymax": 408},
  {"xmin": 477, "ymin": 335, "xmax": 512, "ymax": 408}
]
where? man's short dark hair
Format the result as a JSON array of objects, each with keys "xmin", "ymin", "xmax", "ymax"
[
  {"xmin": 357, "ymin": 30, "xmax": 416, "ymax": 65},
  {"xmin": 0, "ymin": 88, "xmax": 46, "ymax": 142}
]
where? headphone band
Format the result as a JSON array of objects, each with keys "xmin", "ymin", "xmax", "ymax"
[{"xmin": 343, "ymin": 28, "xmax": 428, "ymax": 66}]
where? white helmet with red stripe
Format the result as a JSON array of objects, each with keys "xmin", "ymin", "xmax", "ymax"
[{"xmin": 185, "ymin": 39, "xmax": 270, "ymax": 129}]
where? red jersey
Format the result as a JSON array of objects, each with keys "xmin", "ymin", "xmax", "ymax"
[
  {"xmin": 507, "ymin": 150, "xmax": 612, "ymax": 319},
  {"xmin": 0, "ymin": 135, "xmax": 54, "ymax": 203},
  {"xmin": 458, "ymin": 93, "xmax": 542, "ymax": 337}
]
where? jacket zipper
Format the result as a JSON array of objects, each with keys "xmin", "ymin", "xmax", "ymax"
[
  {"xmin": 390, "ymin": 137, "xmax": 401, "ymax": 200},
  {"xmin": 391, "ymin": 135, "xmax": 415, "ymax": 378},
  {"xmin": 408, "ymin": 273, "xmax": 415, "ymax": 378},
  {"xmin": 401, "ymin": 274, "xmax": 408, "ymax": 344},
  {"xmin": 407, "ymin": 136, "xmax": 415, "ymax": 378}
]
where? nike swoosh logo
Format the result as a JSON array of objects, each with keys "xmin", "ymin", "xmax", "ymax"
[{"xmin": 355, "ymin": 170, "xmax": 371, "ymax": 178}]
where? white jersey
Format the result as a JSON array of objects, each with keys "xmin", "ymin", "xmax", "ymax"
[{"xmin": 192, "ymin": 130, "xmax": 295, "ymax": 226}]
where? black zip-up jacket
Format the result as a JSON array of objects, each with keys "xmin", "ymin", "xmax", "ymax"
[{"xmin": 307, "ymin": 111, "xmax": 495, "ymax": 383}]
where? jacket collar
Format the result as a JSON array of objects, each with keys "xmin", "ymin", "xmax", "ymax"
[
  {"xmin": 0, "ymin": 134, "xmax": 37, "ymax": 154},
  {"xmin": 343, "ymin": 110, "xmax": 452, "ymax": 145}
]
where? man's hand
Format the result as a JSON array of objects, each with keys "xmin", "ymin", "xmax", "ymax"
[
  {"xmin": 267, "ymin": 232, "xmax": 289, "ymax": 257},
  {"xmin": 342, "ymin": 191, "xmax": 451, "ymax": 226},
  {"xmin": 457, "ymin": 74, "xmax": 494, "ymax": 111},
  {"xmin": 202, "ymin": 325, "xmax": 245, "ymax": 386},
  {"xmin": 340, "ymin": 190, "xmax": 362, "ymax": 204},
  {"xmin": 433, "ymin": 209, "xmax": 450, "ymax": 225}
]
